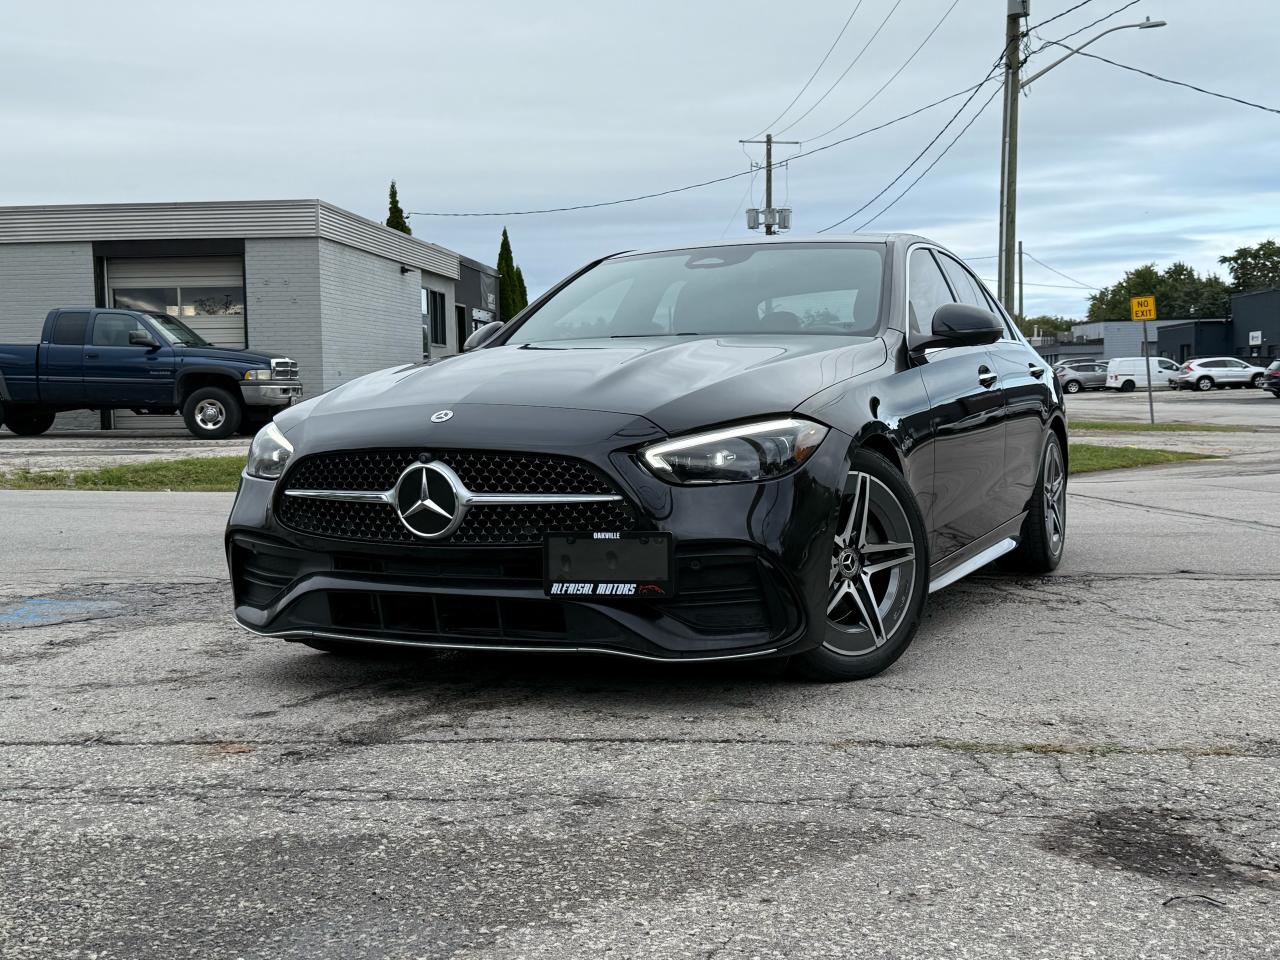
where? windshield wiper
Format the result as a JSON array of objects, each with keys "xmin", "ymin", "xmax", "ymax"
[{"xmin": 609, "ymin": 332, "xmax": 700, "ymax": 338}]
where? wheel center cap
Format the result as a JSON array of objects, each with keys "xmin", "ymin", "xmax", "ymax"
[{"xmin": 838, "ymin": 548, "xmax": 861, "ymax": 579}]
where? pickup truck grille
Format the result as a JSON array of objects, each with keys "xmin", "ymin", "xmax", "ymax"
[{"xmin": 271, "ymin": 358, "xmax": 300, "ymax": 380}]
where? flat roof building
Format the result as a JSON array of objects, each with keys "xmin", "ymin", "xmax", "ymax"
[{"xmin": 0, "ymin": 199, "xmax": 497, "ymax": 430}]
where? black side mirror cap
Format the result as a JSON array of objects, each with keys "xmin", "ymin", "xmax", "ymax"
[
  {"xmin": 128, "ymin": 331, "xmax": 160, "ymax": 348},
  {"xmin": 462, "ymin": 320, "xmax": 504, "ymax": 352},
  {"xmin": 912, "ymin": 303, "xmax": 1004, "ymax": 352}
]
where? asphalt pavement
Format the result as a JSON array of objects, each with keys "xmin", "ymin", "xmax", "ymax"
[{"xmin": 1, "ymin": 452, "xmax": 1278, "ymax": 958}]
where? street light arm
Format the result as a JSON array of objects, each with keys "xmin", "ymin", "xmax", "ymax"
[{"xmin": 1021, "ymin": 20, "xmax": 1166, "ymax": 89}]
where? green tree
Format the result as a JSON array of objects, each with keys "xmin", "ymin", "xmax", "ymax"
[
  {"xmin": 514, "ymin": 266, "xmax": 529, "ymax": 313},
  {"xmin": 385, "ymin": 180, "xmax": 411, "ymax": 235},
  {"xmin": 1219, "ymin": 239, "xmax": 1280, "ymax": 292},
  {"xmin": 1015, "ymin": 314, "xmax": 1072, "ymax": 338},
  {"xmin": 497, "ymin": 228, "xmax": 529, "ymax": 321},
  {"xmin": 1086, "ymin": 262, "xmax": 1229, "ymax": 321}
]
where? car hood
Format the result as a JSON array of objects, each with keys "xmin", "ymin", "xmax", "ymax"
[
  {"xmin": 285, "ymin": 335, "xmax": 887, "ymax": 440},
  {"xmin": 177, "ymin": 345, "xmax": 280, "ymax": 366}
]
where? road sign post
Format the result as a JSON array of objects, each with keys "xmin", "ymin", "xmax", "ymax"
[{"xmin": 1130, "ymin": 296, "xmax": 1157, "ymax": 424}]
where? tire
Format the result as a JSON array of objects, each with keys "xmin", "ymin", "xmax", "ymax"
[
  {"xmin": 999, "ymin": 431, "xmax": 1066, "ymax": 575},
  {"xmin": 1251, "ymin": 374, "xmax": 1264, "ymax": 388},
  {"xmin": 1195, "ymin": 376, "xmax": 1214, "ymax": 392},
  {"xmin": 182, "ymin": 386, "xmax": 242, "ymax": 440},
  {"xmin": 1120, "ymin": 380, "xmax": 1136, "ymax": 393},
  {"xmin": 793, "ymin": 448, "xmax": 929, "ymax": 682},
  {"xmin": 1063, "ymin": 380, "xmax": 1082, "ymax": 394},
  {"xmin": 1, "ymin": 406, "xmax": 56, "ymax": 436}
]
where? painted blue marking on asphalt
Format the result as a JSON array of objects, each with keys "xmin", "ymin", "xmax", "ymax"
[{"xmin": 0, "ymin": 598, "xmax": 123, "ymax": 627}]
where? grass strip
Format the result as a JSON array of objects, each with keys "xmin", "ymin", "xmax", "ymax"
[
  {"xmin": 1069, "ymin": 419, "xmax": 1253, "ymax": 433},
  {"xmin": 1067, "ymin": 442, "xmax": 1217, "ymax": 475}
]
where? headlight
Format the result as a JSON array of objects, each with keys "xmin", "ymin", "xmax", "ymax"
[
  {"xmin": 641, "ymin": 417, "xmax": 828, "ymax": 485},
  {"xmin": 245, "ymin": 421, "xmax": 293, "ymax": 480},
  {"xmin": 243, "ymin": 369, "xmax": 273, "ymax": 380}
]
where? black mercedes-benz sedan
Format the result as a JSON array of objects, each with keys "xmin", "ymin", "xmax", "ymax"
[{"xmin": 227, "ymin": 235, "xmax": 1067, "ymax": 680}]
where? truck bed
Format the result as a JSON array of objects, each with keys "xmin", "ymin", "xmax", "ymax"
[{"xmin": 0, "ymin": 343, "xmax": 40, "ymax": 403}]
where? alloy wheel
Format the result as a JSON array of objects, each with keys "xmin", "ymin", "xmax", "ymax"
[
  {"xmin": 1043, "ymin": 440, "xmax": 1066, "ymax": 554},
  {"xmin": 824, "ymin": 471, "xmax": 917, "ymax": 657},
  {"xmin": 195, "ymin": 399, "xmax": 227, "ymax": 430}
]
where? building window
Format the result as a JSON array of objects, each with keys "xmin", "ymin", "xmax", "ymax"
[
  {"xmin": 422, "ymin": 288, "xmax": 447, "ymax": 353},
  {"xmin": 112, "ymin": 285, "xmax": 244, "ymax": 318}
]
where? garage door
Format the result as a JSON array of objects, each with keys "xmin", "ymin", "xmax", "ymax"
[
  {"xmin": 104, "ymin": 257, "xmax": 246, "ymax": 432},
  {"xmin": 105, "ymin": 256, "xmax": 247, "ymax": 348}
]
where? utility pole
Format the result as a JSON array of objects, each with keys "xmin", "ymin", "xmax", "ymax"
[
  {"xmin": 740, "ymin": 133, "xmax": 798, "ymax": 234},
  {"xmin": 1017, "ymin": 239, "xmax": 1024, "ymax": 320},
  {"xmin": 997, "ymin": 1, "xmax": 1029, "ymax": 313}
]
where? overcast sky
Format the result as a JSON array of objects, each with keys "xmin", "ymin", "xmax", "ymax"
[{"xmin": 3, "ymin": 0, "xmax": 1277, "ymax": 317}]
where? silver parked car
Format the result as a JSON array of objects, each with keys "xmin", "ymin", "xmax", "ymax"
[
  {"xmin": 1054, "ymin": 360, "xmax": 1108, "ymax": 394},
  {"xmin": 1170, "ymin": 357, "xmax": 1268, "ymax": 391}
]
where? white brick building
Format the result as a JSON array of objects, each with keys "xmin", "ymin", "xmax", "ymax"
[{"xmin": 0, "ymin": 200, "xmax": 498, "ymax": 429}]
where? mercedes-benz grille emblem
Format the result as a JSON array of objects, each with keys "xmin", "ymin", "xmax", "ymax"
[
  {"xmin": 430, "ymin": 409, "xmax": 454, "ymax": 423},
  {"xmin": 392, "ymin": 462, "xmax": 461, "ymax": 538}
]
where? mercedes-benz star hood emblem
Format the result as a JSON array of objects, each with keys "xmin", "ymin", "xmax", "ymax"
[{"xmin": 430, "ymin": 409, "xmax": 454, "ymax": 423}]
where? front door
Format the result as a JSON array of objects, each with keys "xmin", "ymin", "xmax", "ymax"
[
  {"xmin": 908, "ymin": 247, "xmax": 1007, "ymax": 563},
  {"xmin": 83, "ymin": 312, "xmax": 174, "ymax": 405}
]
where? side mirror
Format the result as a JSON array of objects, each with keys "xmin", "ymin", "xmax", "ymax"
[
  {"xmin": 129, "ymin": 330, "xmax": 160, "ymax": 349},
  {"xmin": 915, "ymin": 303, "xmax": 1003, "ymax": 351},
  {"xmin": 462, "ymin": 320, "xmax": 504, "ymax": 352}
]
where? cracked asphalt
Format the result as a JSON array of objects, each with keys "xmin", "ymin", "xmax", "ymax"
[{"xmin": 1, "ymin": 450, "xmax": 1278, "ymax": 958}]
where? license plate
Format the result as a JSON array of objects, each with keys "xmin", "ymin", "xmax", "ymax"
[{"xmin": 544, "ymin": 532, "xmax": 672, "ymax": 599}]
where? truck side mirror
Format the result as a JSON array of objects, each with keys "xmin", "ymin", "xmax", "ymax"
[
  {"xmin": 463, "ymin": 320, "xmax": 504, "ymax": 352},
  {"xmin": 129, "ymin": 330, "xmax": 160, "ymax": 349}
]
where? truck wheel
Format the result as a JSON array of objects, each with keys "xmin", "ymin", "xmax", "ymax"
[
  {"xmin": 2, "ymin": 406, "xmax": 56, "ymax": 436},
  {"xmin": 182, "ymin": 387, "xmax": 241, "ymax": 440},
  {"xmin": 1120, "ymin": 380, "xmax": 1136, "ymax": 392}
]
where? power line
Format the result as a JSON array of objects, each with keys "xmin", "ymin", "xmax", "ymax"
[
  {"xmin": 980, "ymin": 277, "xmax": 1098, "ymax": 291},
  {"xmin": 1066, "ymin": 46, "xmax": 1280, "ymax": 116},
  {"xmin": 746, "ymin": 1, "xmax": 866, "ymax": 141},
  {"xmin": 842, "ymin": 81, "xmax": 1005, "ymax": 233},
  {"xmin": 1023, "ymin": 251, "xmax": 1096, "ymax": 289},
  {"xmin": 407, "ymin": 80, "xmax": 993, "ymax": 219},
  {"xmin": 815, "ymin": 64, "xmax": 1004, "ymax": 233},
  {"xmin": 1045, "ymin": 0, "xmax": 1142, "ymax": 46},
  {"xmin": 776, "ymin": 0, "xmax": 907, "ymax": 137},
  {"xmin": 1028, "ymin": 0, "xmax": 1099, "ymax": 32},
  {"xmin": 802, "ymin": 0, "xmax": 962, "ymax": 146}
]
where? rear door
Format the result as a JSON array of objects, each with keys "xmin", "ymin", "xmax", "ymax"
[
  {"xmin": 40, "ymin": 311, "xmax": 90, "ymax": 403},
  {"xmin": 938, "ymin": 252, "xmax": 1048, "ymax": 525},
  {"xmin": 84, "ymin": 312, "xmax": 175, "ymax": 405},
  {"xmin": 909, "ymin": 246, "xmax": 1007, "ymax": 562}
]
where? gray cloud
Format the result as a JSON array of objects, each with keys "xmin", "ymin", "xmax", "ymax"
[{"xmin": 2, "ymin": 0, "xmax": 1276, "ymax": 318}]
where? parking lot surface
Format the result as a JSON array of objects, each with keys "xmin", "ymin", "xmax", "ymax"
[
  {"xmin": 2, "ymin": 452, "xmax": 1278, "ymax": 958},
  {"xmin": 1066, "ymin": 386, "xmax": 1280, "ymax": 427}
]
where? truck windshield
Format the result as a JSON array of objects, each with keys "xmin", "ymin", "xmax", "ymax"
[
  {"xmin": 506, "ymin": 242, "xmax": 887, "ymax": 344},
  {"xmin": 146, "ymin": 313, "xmax": 211, "ymax": 347}
]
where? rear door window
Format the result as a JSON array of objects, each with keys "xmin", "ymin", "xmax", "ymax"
[{"xmin": 50, "ymin": 311, "xmax": 89, "ymax": 345}]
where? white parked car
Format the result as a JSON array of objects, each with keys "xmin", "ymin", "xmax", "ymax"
[
  {"xmin": 1170, "ymin": 357, "xmax": 1269, "ymax": 391},
  {"xmin": 1105, "ymin": 356, "xmax": 1182, "ymax": 392}
]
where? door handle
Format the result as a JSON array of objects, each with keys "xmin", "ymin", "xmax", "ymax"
[
  {"xmin": 84, "ymin": 352, "xmax": 99, "ymax": 359},
  {"xmin": 1029, "ymin": 364, "xmax": 1045, "ymax": 379},
  {"xmin": 978, "ymin": 366, "xmax": 998, "ymax": 389}
]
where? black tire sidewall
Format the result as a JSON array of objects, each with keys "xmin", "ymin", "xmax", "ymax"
[
  {"xmin": 794, "ymin": 448, "xmax": 929, "ymax": 682},
  {"xmin": 1, "ymin": 406, "xmax": 55, "ymax": 436},
  {"xmin": 183, "ymin": 386, "xmax": 241, "ymax": 440},
  {"xmin": 1196, "ymin": 377, "xmax": 1213, "ymax": 391}
]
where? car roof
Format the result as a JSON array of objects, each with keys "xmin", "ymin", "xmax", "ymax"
[{"xmin": 607, "ymin": 233, "xmax": 925, "ymax": 260}]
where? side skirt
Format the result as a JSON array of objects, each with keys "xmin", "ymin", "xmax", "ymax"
[{"xmin": 927, "ymin": 513, "xmax": 1026, "ymax": 594}]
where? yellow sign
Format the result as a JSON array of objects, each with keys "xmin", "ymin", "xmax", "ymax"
[{"xmin": 1130, "ymin": 296, "xmax": 1157, "ymax": 321}]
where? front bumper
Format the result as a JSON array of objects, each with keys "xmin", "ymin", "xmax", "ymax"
[
  {"xmin": 240, "ymin": 380, "xmax": 304, "ymax": 407},
  {"xmin": 226, "ymin": 431, "xmax": 850, "ymax": 662}
]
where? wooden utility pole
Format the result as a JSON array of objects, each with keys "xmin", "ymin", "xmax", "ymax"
[
  {"xmin": 998, "ymin": 1, "xmax": 1029, "ymax": 312},
  {"xmin": 739, "ymin": 134, "xmax": 799, "ymax": 234}
]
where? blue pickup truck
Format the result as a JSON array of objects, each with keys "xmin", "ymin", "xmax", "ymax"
[{"xmin": 0, "ymin": 307, "xmax": 302, "ymax": 439}]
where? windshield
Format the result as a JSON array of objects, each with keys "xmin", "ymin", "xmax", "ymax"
[
  {"xmin": 145, "ymin": 312, "xmax": 210, "ymax": 347},
  {"xmin": 506, "ymin": 243, "xmax": 886, "ymax": 345}
]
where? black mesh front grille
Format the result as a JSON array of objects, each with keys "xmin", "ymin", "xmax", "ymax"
[
  {"xmin": 283, "ymin": 449, "xmax": 614, "ymax": 495},
  {"xmin": 276, "ymin": 449, "xmax": 635, "ymax": 546}
]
